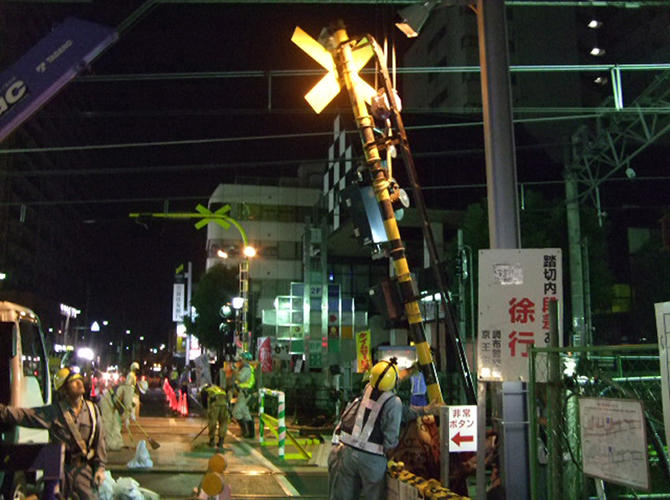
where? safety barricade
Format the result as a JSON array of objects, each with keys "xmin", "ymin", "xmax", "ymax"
[
  {"xmin": 258, "ymin": 388, "xmax": 314, "ymax": 461},
  {"xmin": 386, "ymin": 461, "xmax": 470, "ymax": 500}
]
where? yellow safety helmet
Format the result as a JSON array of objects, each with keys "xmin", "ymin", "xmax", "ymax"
[
  {"xmin": 53, "ymin": 367, "xmax": 83, "ymax": 392},
  {"xmin": 130, "ymin": 362, "xmax": 140, "ymax": 372},
  {"xmin": 369, "ymin": 357, "xmax": 399, "ymax": 392}
]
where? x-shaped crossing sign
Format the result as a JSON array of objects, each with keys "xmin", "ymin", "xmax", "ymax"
[
  {"xmin": 291, "ymin": 26, "xmax": 376, "ymax": 114},
  {"xmin": 194, "ymin": 203, "xmax": 231, "ymax": 230}
]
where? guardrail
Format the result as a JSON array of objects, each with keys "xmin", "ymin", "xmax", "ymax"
[{"xmin": 258, "ymin": 388, "xmax": 313, "ymax": 460}]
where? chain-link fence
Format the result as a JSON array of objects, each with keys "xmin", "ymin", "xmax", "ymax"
[{"xmin": 528, "ymin": 345, "xmax": 669, "ymax": 499}]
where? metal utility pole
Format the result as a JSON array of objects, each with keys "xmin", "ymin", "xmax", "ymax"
[
  {"xmin": 474, "ymin": 1, "xmax": 527, "ymax": 499},
  {"xmin": 185, "ymin": 261, "xmax": 193, "ymax": 364}
]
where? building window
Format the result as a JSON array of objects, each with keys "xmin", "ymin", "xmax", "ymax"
[
  {"xmin": 461, "ymin": 72, "xmax": 479, "ymax": 83},
  {"xmin": 428, "ymin": 26, "xmax": 446, "ymax": 53},
  {"xmin": 460, "ymin": 35, "xmax": 478, "ymax": 49},
  {"xmin": 430, "ymin": 88, "xmax": 449, "ymax": 107}
]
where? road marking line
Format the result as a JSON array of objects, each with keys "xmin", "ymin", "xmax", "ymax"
[
  {"xmin": 273, "ymin": 474, "xmax": 301, "ymax": 497},
  {"xmin": 230, "ymin": 436, "xmax": 300, "ymax": 496}
]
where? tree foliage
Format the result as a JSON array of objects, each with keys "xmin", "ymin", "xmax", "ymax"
[
  {"xmin": 453, "ymin": 190, "xmax": 615, "ymax": 342},
  {"xmin": 184, "ymin": 263, "xmax": 238, "ymax": 351},
  {"xmin": 630, "ymin": 237, "xmax": 670, "ymax": 339}
]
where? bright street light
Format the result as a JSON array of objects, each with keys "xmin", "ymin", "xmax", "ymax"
[
  {"xmin": 217, "ymin": 249, "xmax": 229, "ymax": 259},
  {"xmin": 77, "ymin": 347, "xmax": 95, "ymax": 361},
  {"xmin": 243, "ymin": 246, "xmax": 257, "ymax": 258}
]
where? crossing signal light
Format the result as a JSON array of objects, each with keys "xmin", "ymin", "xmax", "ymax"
[{"xmin": 291, "ymin": 26, "xmax": 376, "ymax": 114}]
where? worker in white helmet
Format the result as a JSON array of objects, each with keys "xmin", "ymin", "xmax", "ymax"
[{"xmin": 127, "ymin": 361, "xmax": 141, "ymax": 420}]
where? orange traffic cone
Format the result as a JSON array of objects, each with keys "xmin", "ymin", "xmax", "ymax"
[
  {"xmin": 182, "ymin": 391, "xmax": 189, "ymax": 416},
  {"xmin": 170, "ymin": 389, "xmax": 177, "ymax": 411}
]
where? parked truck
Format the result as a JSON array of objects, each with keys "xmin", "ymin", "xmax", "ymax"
[{"xmin": 0, "ymin": 301, "xmax": 53, "ymax": 498}]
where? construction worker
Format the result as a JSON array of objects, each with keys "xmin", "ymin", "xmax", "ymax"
[
  {"xmin": 231, "ymin": 352, "xmax": 255, "ymax": 438},
  {"xmin": 328, "ymin": 357, "xmax": 439, "ymax": 500},
  {"xmin": 169, "ymin": 364, "xmax": 180, "ymax": 390},
  {"xmin": 409, "ymin": 363, "xmax": 428, "ymax": 407},
  {"xmin": 201, "ymin": 384, "xmax": 230, "ymax": 448},
  {"xmin": 0, "ymin": 366, "xmax": 107, "ymax": 499},
  {"xmin": 127, "ymin": 361, "xmax": 141, "ymax": 419},
  {"xmin": 116, "ymin": 374, "xmax": 137, "ymax": 445}
]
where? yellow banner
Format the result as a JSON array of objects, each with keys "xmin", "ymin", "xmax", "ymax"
[{"xmin": 356, "ymin": 330, "xmax": 372, "ymax": 373}]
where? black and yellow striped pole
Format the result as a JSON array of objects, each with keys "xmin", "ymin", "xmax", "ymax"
[{"xmin": 329, "ymin": 25, "xmax": 443, "ymax": 404}]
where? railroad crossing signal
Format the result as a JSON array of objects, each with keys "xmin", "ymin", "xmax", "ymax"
[{"xmin": 291, "ymin": 26, "xmax": 376, "ymax": 114}]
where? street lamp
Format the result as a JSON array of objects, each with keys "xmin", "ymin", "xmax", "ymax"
[{"xmin": 395, "ymin": 0, "xmax": 440, "ymax": 38}]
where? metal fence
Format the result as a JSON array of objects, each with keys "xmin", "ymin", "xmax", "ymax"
[{"xmin": 527, "ymin": 344, "xmax": 670, "ymax": 500}]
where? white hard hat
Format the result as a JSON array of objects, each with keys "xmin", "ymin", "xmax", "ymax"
[{"xmin": 130, "ymin": 362, "xmax": 140, "ymax": 372}]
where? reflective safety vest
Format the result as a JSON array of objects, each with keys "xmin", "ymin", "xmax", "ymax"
[
  {"xmin": 205, "ymin": 385, "xmax": 228, "ymax": 407},
  {"xmin": 410, "ymin": 372, "xmax": 427, "ymax": 396},
  {"xmin": 336, "ymin": 384, "xmax": 393, "ymax": 455},
  {"xmin": 236, "ymin": 364, "xmax": 255, "ymax": 390}
]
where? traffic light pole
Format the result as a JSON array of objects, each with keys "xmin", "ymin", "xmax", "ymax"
[{"xmin": 330, "ymin": 25, "xmax": 443, "ymax": 404}]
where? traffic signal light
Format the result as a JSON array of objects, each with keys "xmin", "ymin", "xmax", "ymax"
[{"xmin": 220, "ymin": 304, "xmax": 233, "ymax": 318}]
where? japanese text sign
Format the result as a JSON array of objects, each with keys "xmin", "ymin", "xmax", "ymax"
[
  {"xmin": 356, "ymin": 330, "xmax": 372, "ymax": 373},
  {"xmin": 448, "ymin": 405, "xmax": 477, "ymax": 452},
  {"xmin": 579, "ymin": 397, "xmax": 650, "ymax": 491},
  {"xmin": 477, "ymin": 249, "xmax": 562, "ymax": 382},
  {"xmin": 654, "ymin": 301, "xmax": 670, "ymax": 448},
  {"xmin": 172, "ymin": 283, "xmax": 185, "ymax": 322}
]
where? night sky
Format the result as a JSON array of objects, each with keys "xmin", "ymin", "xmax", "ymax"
[{"xmin": 1, "ymin": 2, "xmax": 668, "ymax": 347}]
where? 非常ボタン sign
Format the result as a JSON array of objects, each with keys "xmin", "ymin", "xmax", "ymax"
[
  {"xmin": 477, "ymin": 249, "xmax": 563, "ymax": 382},
  {"xmin": 448, "ymin": 405, "xmax": 477, "ymax": 453}
]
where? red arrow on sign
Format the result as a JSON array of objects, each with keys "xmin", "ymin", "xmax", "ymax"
[{"xmin": 451, "ymin": 432, "xmax": 474, "ymax": 447}]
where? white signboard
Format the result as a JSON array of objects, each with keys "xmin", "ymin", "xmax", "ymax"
[
  {"xmin": 579, "ymin": 397, "xmax": 650, "ymax": 491},
  {"xmin": 477, "ymin": 249, "xmax": 562, "ymax": 382},
  {"xmin": 172, "ymin": 283, "xmax": 185, "ymax": 322},
  {"xmin": 448, "ymin": 405, "xmax": 477, "ymax": 452},
  {"xmin": 655, "ymin": 301, "xmax": 670, "ymax": 448}
]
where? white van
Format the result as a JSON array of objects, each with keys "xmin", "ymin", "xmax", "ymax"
[{"xmin": 0, "ymin": 301, "xmax": 51, "ymax": 445}]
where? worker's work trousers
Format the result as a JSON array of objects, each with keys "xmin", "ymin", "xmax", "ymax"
[
  {"xmin": 64, "ymin": 457, "xmax": 98, "ymax": 500},
  {"xmin": 208, "ymin": 400, "xmax": 230, "ymax": 443},
  {"xmin": 327, "ymin": 443, "xmax": 387, "ymax": 500},
  {"xmin": 232, "ymin": 390, "xmax": 251, "ymax": 421}
]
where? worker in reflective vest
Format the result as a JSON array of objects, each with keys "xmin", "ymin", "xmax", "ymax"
[
  {"xmin": 328, "ymin": 358, "xmax": 402, "ymax": 500},
  {"xmin": 0, "ymin": 366, "xmax": 107, "ymax": 499},
  {"xmin": 201, "ymin": 384, "xmax": 230, "ymax": 448},
  {"xmin": 328, "ymin": 358, "xmax": 439, "ymax": 500},
  {"xmin": 232, "ymin": 352, "xmax": 255, "ymax": 438}
]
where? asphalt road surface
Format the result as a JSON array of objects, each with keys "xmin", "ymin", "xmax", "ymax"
[{"xmin": 106, "ymin": 387, "xmax": 329, "ymax": 499}]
